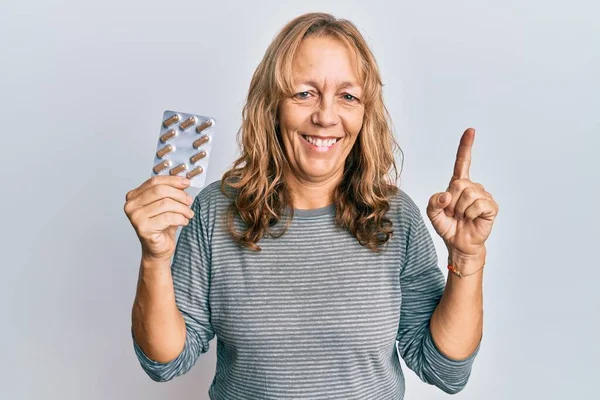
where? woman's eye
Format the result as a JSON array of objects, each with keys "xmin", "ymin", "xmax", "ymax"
[
  {"xmin": 343, "ymin": 94, "xmax": 357, "ymax": 102},
  {"xmin": 295, "ymin": 91, "xmax": 311, "ymax": 99}
]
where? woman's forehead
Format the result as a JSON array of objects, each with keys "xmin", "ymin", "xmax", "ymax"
[{"xmin": 290, "ymin": 38, "xmax": 363, "ymax": 88}]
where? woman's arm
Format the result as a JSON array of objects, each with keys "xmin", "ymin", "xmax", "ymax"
[
  {"xmin": 131, "ymin": 255, "xmax": 187, "ymax": 363},
  {"xmin": 131, "ymin": 196, "xmax": 216, "ymax": 382},
  {"xmin": 396, "ymin": 193, "xmax": 481, "ymax": 395},
  {"xmin": 430, "ymin": 250, "xmax": 485, "ymax": 360}
]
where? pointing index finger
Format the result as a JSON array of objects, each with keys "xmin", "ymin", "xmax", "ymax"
[{"xmin": 450, "ymin": 128, "xmax": 475, "ymax": 183}]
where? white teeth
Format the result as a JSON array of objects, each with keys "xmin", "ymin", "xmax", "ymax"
[{"xmin": 304, "ymin": 136, "xmax": 337, "ymax": 147}]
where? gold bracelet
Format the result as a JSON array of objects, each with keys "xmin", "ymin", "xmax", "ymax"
[{"xmin": 447, "ymin": 262, "xmax": 485, "ymax": 278}]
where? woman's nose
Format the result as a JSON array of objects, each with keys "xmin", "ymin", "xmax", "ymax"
[{"xmin": 312, "ymin": 97, "xmax": 339, "ymax": 128}]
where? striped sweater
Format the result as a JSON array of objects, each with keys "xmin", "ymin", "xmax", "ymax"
[{"xmin": 131, "ymin": 179, "xmax": 480, "ymax": 399}]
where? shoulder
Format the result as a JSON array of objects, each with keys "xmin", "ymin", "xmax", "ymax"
[
  {"xmin": 388, "ymin": 187, "xmax": 432, "ymax": 260},
  {"xmin": 196, "ymin": 179, "xmax": 230, "ymax": 205},
  {"xmin": 388, "ymin": 186, "xmax": 423, "ymax": 229},
  {"xmin": 192, "ymin": 178, "xmax": 236, "ymax": 222}
]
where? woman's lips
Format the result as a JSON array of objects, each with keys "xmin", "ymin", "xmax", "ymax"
[{"xmin": 300, "ymin": 134, "xmax": 343, "ymax": 152}]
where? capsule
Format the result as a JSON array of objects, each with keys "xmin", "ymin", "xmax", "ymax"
[
  {"xmin": 195, "ymin": 119, "xmax": 213, "ymax": 133},
  {"xmin": 187, "ymin": 166, "xmax": 203, "ymax": 179},
  {"xmin": 193, "ymin": 135, "xmax": 209, "ymax": 149},
  {"xmin": 179, "ymin": 116, "xmax": 196, "ymax": 131},
  {"xmin": 169, "ymin": 163, "xmax": 187, "ymax": 175},
  {"xmin": 159, "ymin": 129, "xmax": 176, "ymax": 143},
  {"xmin": 162, "ymin": 114, "xmax": 180, "ymax": 128},
  {"xmin": 156, "ymin": 144, "xmax": 174, "ymax": 158},
  {"xmin": 190, "ymin": 150, "xmax": 207, "ymax": 164},
  {"xmin": 152, "ymin": 160, "xmax": 171, "ymax": 174}
]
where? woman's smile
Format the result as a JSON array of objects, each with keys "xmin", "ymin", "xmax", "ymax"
[{"xmin": 299, "ymin": 134, "xmax": 344, "ymax": 153}]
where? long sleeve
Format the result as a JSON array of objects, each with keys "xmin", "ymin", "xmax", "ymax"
[
  {"xmin": 132, "ymin": 196, "xmax": 215, "ymax": 382},
  {"xmin": 396, "ymin": 195, "xmax": 480, "ymax": 394}
]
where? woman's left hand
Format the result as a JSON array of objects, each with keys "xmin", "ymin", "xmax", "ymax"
[{"xmin": 425, "ymin": 128, "xmax": 499, "ymax": 260}]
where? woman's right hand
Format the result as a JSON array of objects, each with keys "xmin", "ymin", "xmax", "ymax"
[{"xmin": 124, "ymin": 175, "xmax": 195, "ymax": 263}]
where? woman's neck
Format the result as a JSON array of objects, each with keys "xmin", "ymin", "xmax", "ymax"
[{"xmin": 284, "ymin": 167, "xmax": 341, "ymax": 210}]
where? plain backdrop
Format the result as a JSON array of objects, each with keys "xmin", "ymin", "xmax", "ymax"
[{"xmin": 1, "ymin": 0, "xmax": 598, "ymax": 399}]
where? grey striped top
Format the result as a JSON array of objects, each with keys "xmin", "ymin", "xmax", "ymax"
[{"xmin": 131, "ymin": 179, "xmax": 480, "ymax": 399}]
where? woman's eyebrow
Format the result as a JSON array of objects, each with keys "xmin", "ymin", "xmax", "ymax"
[{"xmin": 297, "ymin": 80, "xmax": 360, "ymax": 90}]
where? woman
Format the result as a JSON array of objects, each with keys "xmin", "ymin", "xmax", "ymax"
[{"xmin": 124, "ymin": 12, "xmax": 499, "ymax": 400}]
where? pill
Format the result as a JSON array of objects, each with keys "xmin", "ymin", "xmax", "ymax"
[
  {"xmin": 187, "ymin": 166, "xmax": 204, "ymax": 179},
  {"xmin": 162, "ymin": 114, "xmax": 180, "ymax": 128},
  {"xmin": 193, "ymin": 135, "xmax": 210, "ymax": 149},
  {"xmin": 195, "ymin": 119, "xmax": 213, "ymax": 133},
  {"xmin": 190, "ymin": 150, "xmax": 207, "ymax": 164},
  {"xmin": 156, "ymin": 144, "xmax": 174, "ymax": 158},
  {"xmin": 153, "ymin": 160, "xmax": 171, "ymax": 174},
  {"xmin": 179, "ymin": 116, "xmax": 196, "ymax": 131},
  {"xmin": 159, "ymin": 129, "xmax": 177, "ymax": 143},
  {"xmin": 170, "ymin": 163, "xmax": 187, "ymax": 175}
]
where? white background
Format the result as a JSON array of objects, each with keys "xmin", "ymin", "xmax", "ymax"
[{"xmin": 1, "ymin": 0, "xmax": 598, "ymax": 398}]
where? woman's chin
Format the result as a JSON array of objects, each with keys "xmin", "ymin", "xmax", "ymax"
[{"xmin": 299, "ymin": 164, "xmax": 339, "ymax": 179}]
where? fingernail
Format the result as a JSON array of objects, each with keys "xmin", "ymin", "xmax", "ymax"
[
  {"xmin": 439, "ymin": 194, "xmax": 446, "ymax": 203},
  {"xmin": 182, "ymin": 178, "xmax": 190, "ymax": 185}
]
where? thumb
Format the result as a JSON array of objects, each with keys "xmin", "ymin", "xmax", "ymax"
[
  {"xmin": 166, "ymin": 225, "xmax": 178, "ymax": 238},
  {"xmin": 426, "ymin": 191, "xmax": 451, "ymax": 220}
]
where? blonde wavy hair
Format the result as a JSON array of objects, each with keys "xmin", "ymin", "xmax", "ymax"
[{"xmin": 221, "ymin": 12, "xmax": 404, "ymax": 252}]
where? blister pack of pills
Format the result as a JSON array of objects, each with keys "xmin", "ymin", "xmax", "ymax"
[{"xmin": 151, "ymin": 110, "xmax": 216, "ymax": 188}]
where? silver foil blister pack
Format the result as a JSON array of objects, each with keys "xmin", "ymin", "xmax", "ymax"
[{"xmin": 151, "ymin": 110, "xmax": 215, "ymax": 188}]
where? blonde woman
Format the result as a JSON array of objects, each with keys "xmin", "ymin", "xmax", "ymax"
[{"xmin": 124, "ymin": 12, "xmax": 499, "ymax": 400}]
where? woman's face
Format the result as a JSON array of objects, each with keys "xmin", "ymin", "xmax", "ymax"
[{"xmin": 278, "ymin": 36, "xmax": 365, "ymax": 183}]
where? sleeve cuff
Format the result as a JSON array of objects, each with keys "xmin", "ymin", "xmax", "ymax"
[
  {"xmin": 420, "ymin": 327, "xmax": 481, "ymax": 393},
  {"xmin": 424, "ymin": 327, "xmax": 481, "ymax": 367},
  {"xmin": 131, "ymin": 327, "xmax": 187, "ymax": 381}
]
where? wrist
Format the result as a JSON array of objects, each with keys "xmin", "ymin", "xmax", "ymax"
[
  {"xmin": 141, "ymin": 253, "xmax": 172, "ymax": 270},
  {"xmin": 447, "ymin": 249, "xmax": 486, "ymax": 277}
]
